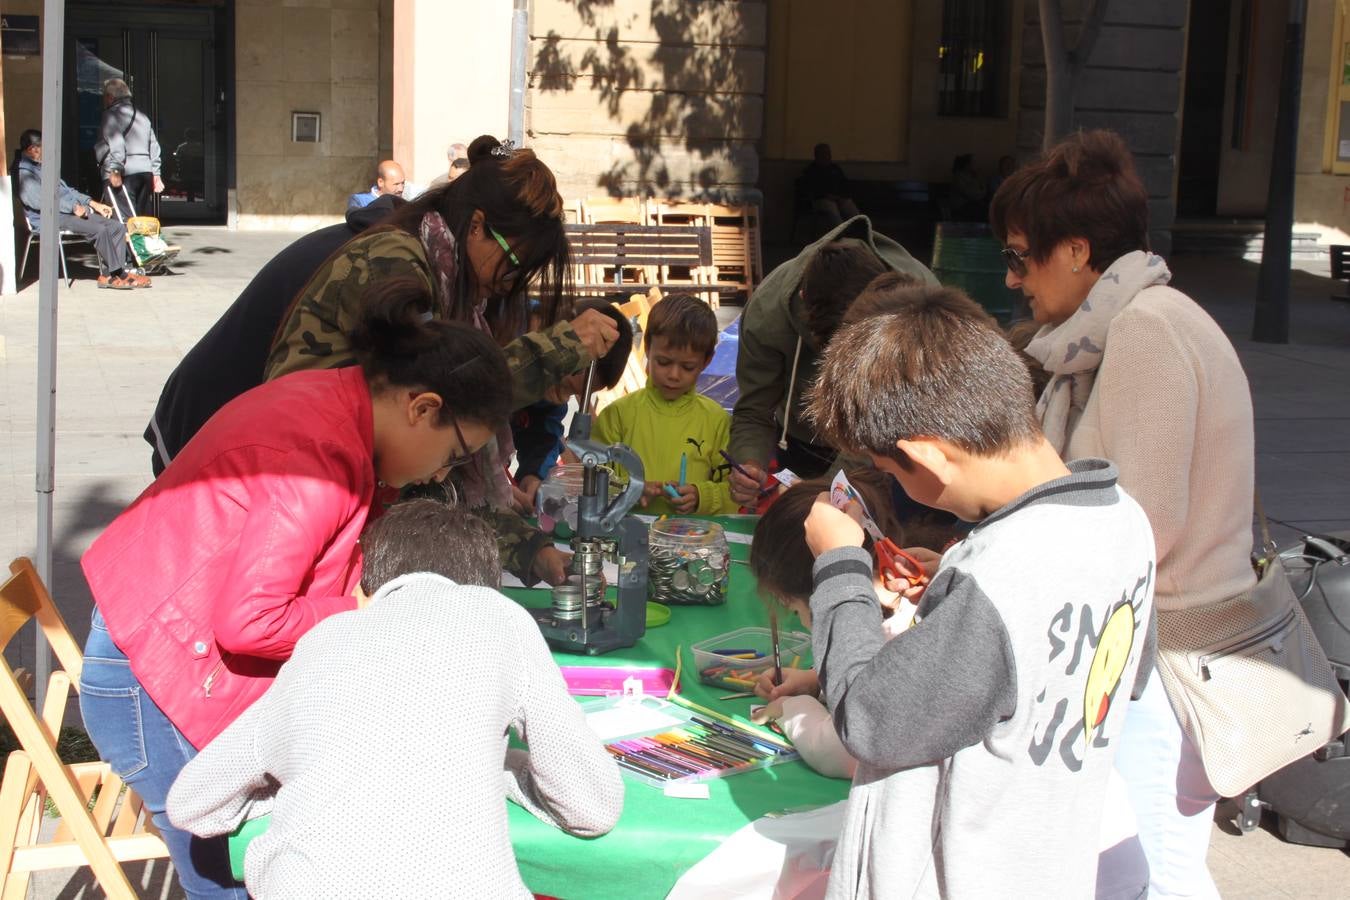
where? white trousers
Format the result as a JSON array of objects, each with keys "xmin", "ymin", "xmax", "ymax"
[{"xmin": 1114, "ymin": 672, "xmax": 1222, "ymax": 899}]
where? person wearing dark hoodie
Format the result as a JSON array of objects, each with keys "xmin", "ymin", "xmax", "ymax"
[
  {"xmin": 727, "ymin": 216, "xmax": 937, "ymax": 504},
  {"xmin": 144, "ymin": 196, "xmax": 406, "ymax": 474}
]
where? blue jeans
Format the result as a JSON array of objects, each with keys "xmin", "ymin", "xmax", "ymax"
[{"xmin": 79, "ymin": 609, "xmax": 247, "ymax": 899}]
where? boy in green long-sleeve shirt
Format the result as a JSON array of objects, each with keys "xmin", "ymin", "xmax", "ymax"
[{"xmin": 593, "ymin": 294, "xmax": 735, "ymax": 515}]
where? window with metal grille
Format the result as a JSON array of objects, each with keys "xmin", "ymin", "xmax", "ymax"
[{"xmin": 938, "ymin": 0, "xmax": 1009, "ymax": 118}]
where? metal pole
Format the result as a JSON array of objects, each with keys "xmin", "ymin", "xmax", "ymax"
[
  {"xmin": 1253, "ymin": 0, "xmax": 1307, "ymax": 343},
  {"xmin": 34, "ymin": 0, "xmax": 67, "ymax": 709},
  {"xmin": 507, "ymin": 0, "xmax": 529, "ymax": 145}
]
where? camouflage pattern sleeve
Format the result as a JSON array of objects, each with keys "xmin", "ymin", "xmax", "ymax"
[
  {"xmin": 504, "ymin": 321, "xmax": 594, "ymax": 410},
  {"xmin": 264, "ymin": 230, "xmax": 433, "ymax": 381},
  {"xmin": 477, "ymin": 505, "xmax": 554, "ymax": 586}
]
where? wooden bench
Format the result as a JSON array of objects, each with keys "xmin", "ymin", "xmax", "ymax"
[
  {"xmin": 565, "ymin": 223, "xmax": 738, "ymax": 309},
  {"xmin": 1330, "ymin": 245, "xmax": 1350, "ymax": 302}
]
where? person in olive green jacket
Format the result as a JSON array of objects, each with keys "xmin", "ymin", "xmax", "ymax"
[
  {"xmin": 727, "ymin": 216, "xmax": 937, "ymax": 504},
  {"xmin": 267, "ymin": 143, "xmax": 619, "ymax": 586}
]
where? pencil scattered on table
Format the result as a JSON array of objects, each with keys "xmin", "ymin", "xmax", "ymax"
[{"xmin": 603, "ymin": 715, "xmax": 795, "ymax": 782}]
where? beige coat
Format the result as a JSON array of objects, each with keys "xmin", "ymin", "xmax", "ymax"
[{"xmin": 1062, "ymin": 284, "xmax": 1257, "ymax": 611}]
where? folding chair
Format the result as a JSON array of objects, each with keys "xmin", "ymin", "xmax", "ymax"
[
  {"xmin": 705, "ymin": 202, "xmax": 762, "ymax": 300},
  {"xmin": 16, "ymin": 218, "xmax": 83, "ymax": 288},
  {"xmin": 0, "ymin": 558, "xmax": 169, "ymax": 899}
]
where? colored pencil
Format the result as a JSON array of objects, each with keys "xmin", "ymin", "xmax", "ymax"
[{"xmin": 770, "ymin": 610, "xmax": 783, "ymax": 687}]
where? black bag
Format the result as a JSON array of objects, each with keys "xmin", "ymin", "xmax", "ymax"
[
  {"xmin": 1282, "ymin": 534, "xmax": 1350, "ymax": 669},
  {"xmin": 1255, "ymin": 532, "xmax": 1350, "ymax": 847}
]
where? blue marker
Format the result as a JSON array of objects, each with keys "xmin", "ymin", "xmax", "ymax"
[
  {"xmin": 679, "ymin": 453, "xmax": 688, "ymax": 486},
  {"xmin": 663, "ymin": 484, "xmax": 682, "ymax": 500}
]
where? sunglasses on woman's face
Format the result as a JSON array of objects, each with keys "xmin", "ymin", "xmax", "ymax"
[{"xmin": 1001, "ymin": 246, "xmax": 1033, "ymax": 278}]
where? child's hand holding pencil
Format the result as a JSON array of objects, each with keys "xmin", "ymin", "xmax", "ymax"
[{"xmin": 753, "ymin": 663, "xmax": 818, "ymax": 701}]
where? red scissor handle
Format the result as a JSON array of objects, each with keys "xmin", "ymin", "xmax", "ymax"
[{"xmin": 875, "ymin": 538, "xmax": 927, "ymax": 588}]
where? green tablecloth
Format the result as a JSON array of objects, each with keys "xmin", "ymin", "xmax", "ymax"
[{"xmin": 504, "ymin": 515, "xmax": 849, "ymax": 900}]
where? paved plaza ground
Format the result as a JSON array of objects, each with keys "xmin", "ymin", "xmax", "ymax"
[{"xmin": 0, "ymin": 227, "xmax": 1347, "ymax": 896}]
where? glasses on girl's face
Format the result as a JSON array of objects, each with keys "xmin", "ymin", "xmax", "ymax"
[
  {"xmin": 443, "ymin": 419, "xmax": 476, "ymax": 471},
  {"xmin": 1001, "ymin": 246, "xmax": 1032, "ymax": 277},
  {"xmin": 487, "ymin": 225, "xmax": 523, "ymax": 288},
  {"xmin": 487, "ymin": 225, "xmax": 520, "ymax": 266}
]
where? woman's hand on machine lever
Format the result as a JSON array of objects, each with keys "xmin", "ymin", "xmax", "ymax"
[
  {"xmin": 571, "ymin": 308, "xmax": 620, "ymax": 359},
  {"xmin": 533, "ymin": 545, "xmax": 572, "ymax": 586}
]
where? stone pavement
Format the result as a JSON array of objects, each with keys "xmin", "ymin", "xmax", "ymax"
[{"xmin": 0, "ymin": 229, "xmax": 1347, "ymax": 896}]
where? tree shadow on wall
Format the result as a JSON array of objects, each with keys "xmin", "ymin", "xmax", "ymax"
[{"xmin": 533, "ymin": 0, "xmax": 757, "ymax": 198}]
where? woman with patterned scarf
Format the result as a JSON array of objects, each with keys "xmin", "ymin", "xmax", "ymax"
[
  {"xmin": 991, "ymin": 130, "xmax": 1255, "ymax": 900},
  {"xmin": 266, "ymin": 141, "xmax": 619, "ymax": 586}
]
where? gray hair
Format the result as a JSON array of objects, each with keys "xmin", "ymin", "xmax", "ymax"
[{"xmin": 102, "ymin": 78, "xmax": 132, "ymax": 100}]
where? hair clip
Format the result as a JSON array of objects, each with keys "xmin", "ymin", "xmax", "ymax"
[
  {"xmin": 417, "ymin": 310, "xmax": 434, "ymax": 324},
  {"xmin": 490, "ymin": 139, "xmax": 517, "ymax": 159}
]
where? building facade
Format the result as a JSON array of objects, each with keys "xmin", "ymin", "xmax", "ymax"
[{"xmin": 0, "ymin": 0, "xmax": 1346, "ymax": 253}]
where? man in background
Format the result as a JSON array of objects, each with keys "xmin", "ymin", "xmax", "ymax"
[
  {"xmin": 800, "ymin": 143, "xmax": 859, "ymax": 229},
  {"xmin": 96, "ymin": 78, "xmax": 163, "ymax": 218},
  {"xmin": 427, "ymin": 141, "xmax": 469, "ymax": 190},
  {"xmin": 347, "ymin": 160, "xmax": 406, "ymax": 210}
]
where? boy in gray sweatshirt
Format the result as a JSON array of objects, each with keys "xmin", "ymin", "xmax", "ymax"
[{"xmin": 801, "ymin": 283, "xmax": 1155, "ymax": 899}]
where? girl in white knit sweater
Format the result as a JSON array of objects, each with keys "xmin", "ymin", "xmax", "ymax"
[
  {"xmin": 991, "ymin": 130, "xmax": 1257, "ymax": 900},
  {"xmin": 747, "ymin": 471, "xmax": 931, "ymax": 779}
]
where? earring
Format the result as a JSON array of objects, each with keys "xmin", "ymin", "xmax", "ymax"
[{"xmin": 1072, "ymin": 265, "xmax": 1081, "ymax": 273}]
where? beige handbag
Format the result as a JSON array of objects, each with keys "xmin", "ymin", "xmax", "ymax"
[{"xmin": 1154, "ymin": 498, "xmax": 1350, "ymax": 798}]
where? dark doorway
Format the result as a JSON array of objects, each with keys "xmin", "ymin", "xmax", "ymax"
[
  {"xmin": 62, "ymin": 1, "xmax": 229, "ymax": 223},
  {"xmin": 1177, "ymin": 0, "xmax": 1233, "ymax": 218}
]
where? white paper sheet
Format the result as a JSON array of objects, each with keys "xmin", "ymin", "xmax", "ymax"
[
  {"xmin": 666, "ymin": 801, "xmax": 845, "ymax": 900},
  {"xmin": 584, "ymin": 703, "xmax": 686, "ymax": 741}
]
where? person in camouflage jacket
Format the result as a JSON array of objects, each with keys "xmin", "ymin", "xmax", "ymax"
[{"xmin": 266, "ymin": 148, "xmax": 619, "ymax": 587}]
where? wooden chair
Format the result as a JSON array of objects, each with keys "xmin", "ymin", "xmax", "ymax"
[
  {"xmin": 0, "ymin": 558, "xmax": 169, "ymax": 898},
  {"xmin": 580, "ymin": 196, "xmax": 647, "ymax": 225},
  {"xmin": 705, "ymin": 202, "xmax": 762, "ymax": 300},
  {"xmin": 649, "ymin": 201, "xmax": 762, "ymax": 302}
]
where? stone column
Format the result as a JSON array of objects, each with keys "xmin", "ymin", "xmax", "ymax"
[{"xmin": 393, "ymin": 0, "xmax": 512, "ymax": 184}]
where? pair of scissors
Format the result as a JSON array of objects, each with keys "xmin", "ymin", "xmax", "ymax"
[{"xmin": 857, "ymin": 512, "xmax": 927, "ymax": 588}]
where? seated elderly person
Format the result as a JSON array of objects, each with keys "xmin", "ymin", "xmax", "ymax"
[{"xmin": 12, "ymin": 129, "xmax": 146, "ymax": 289}]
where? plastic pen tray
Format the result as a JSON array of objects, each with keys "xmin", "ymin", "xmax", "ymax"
[{"xmin": 691, "ymin": 627, "xmax": 811, "ymax": 691}]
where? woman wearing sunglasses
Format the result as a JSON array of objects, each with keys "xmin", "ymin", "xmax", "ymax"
[
  {"xmin": 265, "ymin": 141, "xmax": 609, "ymax": 587},
  {"xmin": 991, "ymin": 130, "xmax": 1254, "ymax": 899},
  {"xmin": 78, "ymin": 279, "xmax": 512, "ymax": 899}
]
